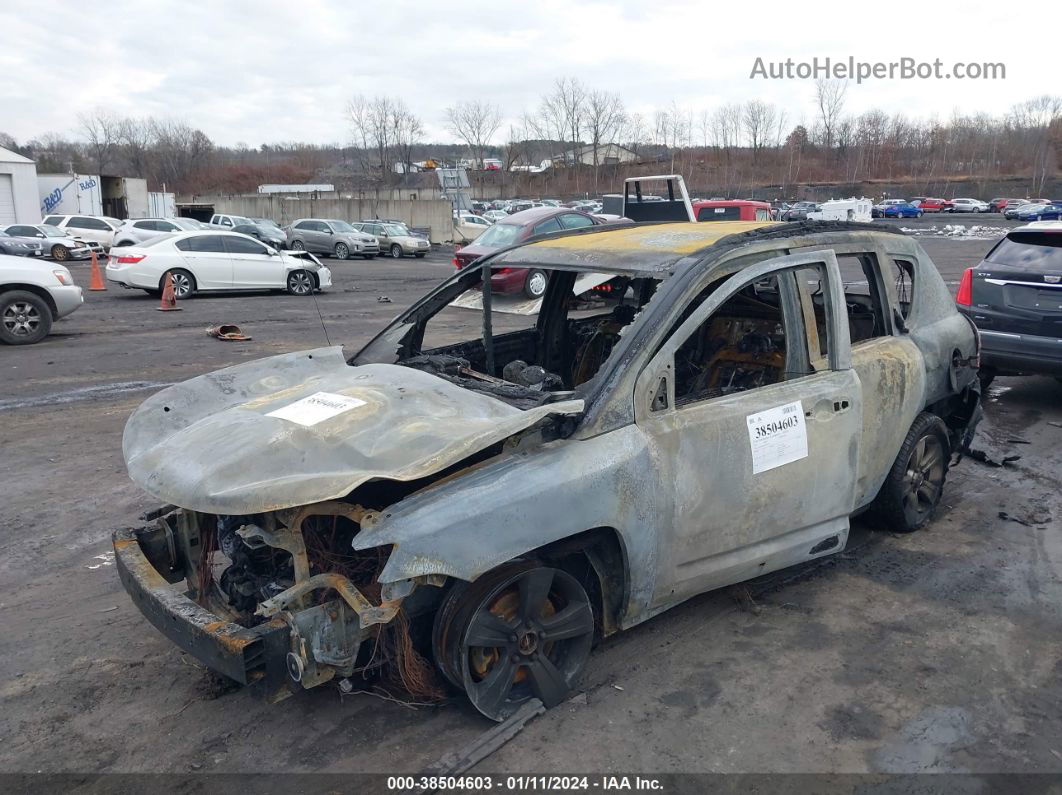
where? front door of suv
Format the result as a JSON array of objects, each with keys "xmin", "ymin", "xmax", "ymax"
[{"xmin": 634, "ymin": 251, "xmax": 862, "ymax": 607}]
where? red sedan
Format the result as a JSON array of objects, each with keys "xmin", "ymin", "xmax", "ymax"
[
  {"xmin": 914, "ymin": 197, "xmax": 954, "ymax": 213},
  {"xmin": 452, "ymin": 207, "xmax": 604, "ymax": 298}
]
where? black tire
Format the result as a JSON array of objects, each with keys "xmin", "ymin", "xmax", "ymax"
[
  {"xmin": 286, "ymin": 269, "xmax": 315, "ymax": 295},
  {"xmin": 164, "ymin": 269, "xmax": 196, "ymax": 299},
  {"xmin": 867, "ymin": 412, "xmax": 950, "ymax": 532},
  {"xmin": 414, "ymin": 252, "xmax": 426, "ymax": 258},
  {"xmin": 0, "ymin": 290, "xmax": 52, "ymax": 345},
  {"xmin": 334, "ymin": 242, "xmax": 349, "ymax": 260},
  {"xmin": 362, "ymin": 254, "xmax": 376, "ymax": 260},
  {"xmin": 432, "ymin": 562, "xmax": 594, "ymax": 721},
  {"xmin": 390, "ymin": 244, "xmax": 403, "ymax": 259},
  {"xmin": 978, "ymin": 368, "xmax": 997, "ymax": 391},
  {"xmin": 291, "ymin": 239, "xmax": 305, "ymax": 251},
  {"xmin": 524, "ymin": 269, "xmax": 548, "ymax": 299},
  {"xmin": 51, "ymin": 244, "xmax": 70, "ymax": 261}
]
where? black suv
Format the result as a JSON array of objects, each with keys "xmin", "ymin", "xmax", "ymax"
[{"xmin": 957, "ymin": 223, "xmax": 1062, "ymax": 382}]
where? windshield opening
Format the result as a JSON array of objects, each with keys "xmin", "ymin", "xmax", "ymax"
[
  {"xmin": 382, "ymin": 224, "xmax": 407, "ymax": 236},
  {"xmin": 329, "ymin": 220, "xmax": 356, "ymax": 233},
  {"xmin": 354, "ymin": 263, "xmax": 662, "ymax": 409}
]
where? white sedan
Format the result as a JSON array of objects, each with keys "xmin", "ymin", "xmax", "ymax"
[{"xmin": 105, "ymin": 231, "xmax": 331, "ymax": 298}]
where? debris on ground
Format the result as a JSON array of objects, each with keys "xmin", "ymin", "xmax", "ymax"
[
  {"xmin": 377, "ymin": 295, "xmax": 392, "ymax": 303},
  {"xmin": 413, "ymin": 699, "xmax": 545, "ymax": 792},
  {"xmin": 999, "ymin": 511, "xmax": 1033, "ymax": 527},
  {"xmin": 968, "ymin": 449, "xmax": 1021, "ymax": 468},
  {"xmin": 206, "ymin": 324, "xmax": 252, "ymax": 341},
  {"xmin": 729, "ymin": 584, "xmax": 762, "ymax": 614}
]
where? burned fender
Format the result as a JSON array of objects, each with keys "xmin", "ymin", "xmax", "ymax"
[{"xmin": 351, "ymin": 424, "xmax": 661, "ymax": 614}]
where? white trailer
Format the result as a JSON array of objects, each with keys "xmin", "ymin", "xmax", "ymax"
[
  {"xmin": 807, "ymin": 197, "xmax": 873, "ymax": 223},
  {"xmin": 38, "ymin": 173, "xmax": 104, "ymax": 217},
  {"xmin": 148, "ymin": 192, "xmax": 177, "ymax": 217}
]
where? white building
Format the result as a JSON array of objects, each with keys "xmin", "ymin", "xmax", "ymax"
[
  {"xmin": 0, "ymin": 146, "xmax": 42, "ymax": 224},
  {"xmin": 555, "ymin": 143, "xmax": 639, "ymax": 166}
]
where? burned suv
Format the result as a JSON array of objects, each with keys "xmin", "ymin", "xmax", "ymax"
[{"xmin": 114, "ymin": 220, "xmax": 981, "ymax": 721}]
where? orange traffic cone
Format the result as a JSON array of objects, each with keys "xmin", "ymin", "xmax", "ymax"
[
  {"xmin": 88, "ymin": 251, "xmax": 106, "ymax": 291},
  {"xmin": 157, "ymin": 271, "xmax": 182, "ymax": 311}
]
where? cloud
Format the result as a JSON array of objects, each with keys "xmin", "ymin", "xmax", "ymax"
[{"xmin": 0, "ymin": 0, "xmax": 1045, "ymax": 147}]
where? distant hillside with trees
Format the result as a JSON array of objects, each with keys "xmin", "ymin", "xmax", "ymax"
[{"xmin": 3, "ymin": 79, "xmax": 1058, "ymax": 201}]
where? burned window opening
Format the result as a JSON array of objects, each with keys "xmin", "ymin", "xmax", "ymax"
[
  {"xmin": 399, "ymin": 268, "xmax": 662, "ymax": 407},
  {"xmin": 670, "ymin": 276, "xmax": 794, "ymax": 405}
]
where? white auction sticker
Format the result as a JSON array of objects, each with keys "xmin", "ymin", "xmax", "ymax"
[
  {"xmin": 746, "ymin": 400, "xmax": 808, "ymax": 474},
  {"xmin": 266, "ymin": 391, "xmax": 367, "ymax": 427}
]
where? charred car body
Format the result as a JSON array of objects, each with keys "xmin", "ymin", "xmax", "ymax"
[{"xmin": 114, "ymin": 219, "xmax": 981, "ymax": 721}]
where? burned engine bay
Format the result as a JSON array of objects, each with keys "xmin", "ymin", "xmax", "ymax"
[{"xmin": 167, "ymin": 490, "xmax": 476, "ymax": 700}]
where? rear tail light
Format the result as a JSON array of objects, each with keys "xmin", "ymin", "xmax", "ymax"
[
  {"xmin": 956, "ymin": 268, "xmax": 974, "ymax": 306},
  {"xmin": 452, "ymin": 257, "xmax": 461, "ymax": 268},
  {"xmin": 115, "ymin": 255, "xmax": 145, "ymax": 264}
]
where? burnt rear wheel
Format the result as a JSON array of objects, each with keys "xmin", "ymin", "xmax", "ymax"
[
  {"xmin": 432, "ymin": 563, "xmax": 594, "ymax": 721},
  {"xmin": 867, "ymin": 412, "xmax": 950, "ymax": 532}
]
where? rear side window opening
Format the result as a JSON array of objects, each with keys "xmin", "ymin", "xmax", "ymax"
[{"xmin": 986, "ymin": 232, "xmax": 1062, "ymax": 271}]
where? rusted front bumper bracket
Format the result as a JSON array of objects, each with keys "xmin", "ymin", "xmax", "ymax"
[{"xmin": 113, "ymin": 526, "xmax": 289, "ymax": 693}]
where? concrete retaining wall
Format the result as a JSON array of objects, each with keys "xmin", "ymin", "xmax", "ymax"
[{"xmin": 191, "ymin": 196, "xmax": 455, "ymax": 243}]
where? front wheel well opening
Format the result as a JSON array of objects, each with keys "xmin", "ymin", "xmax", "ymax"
[
  {"xmin": 0, "ymin": 283, "xmax": 59, "ymax": 318},
  {"xmin": 531, "ymin": 527, "xmax": 629, "ymax": 640}
]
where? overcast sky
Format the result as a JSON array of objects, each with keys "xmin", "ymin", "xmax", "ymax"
[{"xmin": 1, "ymin": 0, "xmax": 1049, "ymax": 148}]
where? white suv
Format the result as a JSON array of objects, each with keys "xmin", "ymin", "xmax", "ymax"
[
  {"xmin": 42, "ymin": 214, "xmax": 123, "ymax": 249},
  {"xmin": 0, "ymin": 254, "xmax": 83, "ymax": 344},
  {"xmin": 113, "ymin": 218, "xmax": 206, "ymax": 247}
]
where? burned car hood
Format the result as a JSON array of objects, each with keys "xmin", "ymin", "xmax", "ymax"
[{"xmin": 123, "ymin": 347, "xmax": 583, "ymax": 515}]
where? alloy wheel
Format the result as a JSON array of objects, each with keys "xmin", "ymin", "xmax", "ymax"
[
  {"xmin": 901, "ymin": 435, "xmax": 945, "ymax": 527},
  {"xmin": 435, "ymin": 565, "xmax": 594, "ymax": 721},
  {"xmin": 170, "ymin": 272, "xmax": 193, "ymax": 299},
  {"xmin": 288, "ymin": 271, "xmax": 313, "ymax": 295},
  {"xmin": 2, "ymin": 301, "xmax": 42, "ymax": 338}
]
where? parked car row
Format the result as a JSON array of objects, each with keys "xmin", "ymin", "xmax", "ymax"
[
  {"xmin": 1003, "ymin": 201, "xmax": 1062, "ymax": 221},
  {"xmin": 2, "ymin": 223, "xmax": 107, "ymax": 261},
  {"xmin": 469, "ymin": 198, "xmax": 603, "ymax": 219}
]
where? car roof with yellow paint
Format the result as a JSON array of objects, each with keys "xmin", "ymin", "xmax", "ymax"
[{"xmin": 490, "ymin": 220, "xmax": 778, "ymax": 275}]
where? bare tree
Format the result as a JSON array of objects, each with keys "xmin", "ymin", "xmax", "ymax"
[
  {"xmin": 539, "ymin": 78, "xmax": 586, "ymax": 191},
  {"xmin": 149, "ymin": 119, "xmax": 213, "ymax": 191},
  {"xmin": 78, "ymin": 108, "xmax": 121, "ymax": 174},
  {"xmin": 742, "ymin": 100, "xmax": 776, "ymax": 152},
  {"xmin": 814, "ymin": 79, "xmax": 848, "ymax": 150},
  {"xmin": 393, "ymin": 105, "xmax": 424, "ymax": 176},
  {"xmin": 619, "ymin": 112, "xmax": 647, "ymax": 155},
  {"xmin": 118, "ymin": 117, "xmax": 153, "ymax": 179},
  {"xmin": 584, "ymin": 90, "xmax": 625, "ymax": 193},
  {"xmin": 349, "ymin": 95, "xmax": 421, "ymax": 185},
  {"xmin": 712, "ymin": 103, "xmax": 742, "ymax": 194},
  {"xmin": 444, "ymin": 100, "xmax": 502, "ymax": 170}
]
